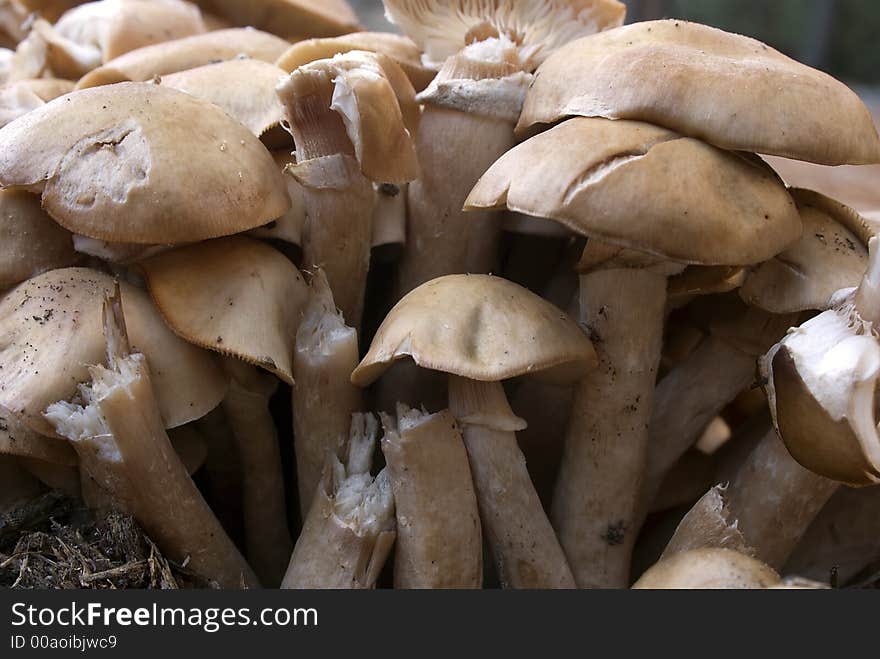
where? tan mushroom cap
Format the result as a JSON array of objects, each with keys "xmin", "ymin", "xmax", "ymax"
[
  {"xmin": 0, "ymin": 267, "xmax": 227, "ymax": 436},
  {"xmin": 466, "ymin": 117, "xmax": 802, "ymax": 266},
  {"xmin": 191, "ymin": 0, "xmax": 359, "ymax": 40},
  {"xmin": 160, "ymin": 59, "xmax": 288, "ymax": 139},
  {"xmin": 1, "ymin": 405, "xmax": 77, "ymax": 465},
  {"xmin": 351, "ymin": 274, "xmax": 597, "ymax": 387},
  {"xmin": 0, "ymin": 82, "xmax": 290, "ymax": 245},
  {"xmin": 519, "ymin": 20, "xmax": 880, "ymax": 166},
  {"xmin": 384, "ymin": 0, "xmax": 625, "ymax": 70},
  {"xmin": 668, "ymin": 266, "xmax": 747, "ymax": 301},
  {"xmin": 0, "ymin": 189, "xmax": 78, "ymax": 288},
  {"xmin": 278, "ymin": 50, "xmax": 420, "ymax": 184},
  {"xmin": 138, "ymin": 236, "xmax": 309, "ymax": 385},
  {"xmin": 0, "ymin": 78, "xmax": 75, "ymax": 128},
  {"xmin": 633, "ymin": 548, "xmax": 781, "ymax": 589},
  {"xmin": 276, "ymin": 32, "xmax": 434, "ymax": 92},
  {"xmin": 741, "ymin": 189, "xmax": 871, "ymax": 314},
  {"xmin": 30, "ymin": 0, "xmax": 206, "ymax": 79},
  {"xmin": 76, "ymin": 28, "xmax": 289, "ymax": 89},
  {"xmin": 16, "ymin": 0, "xmax": 91, "ymax": 23}
]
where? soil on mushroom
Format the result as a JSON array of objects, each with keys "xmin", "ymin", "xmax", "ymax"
[{"xmin": 0, "ymin": 492, "xmax": 215, "ymax": 589}]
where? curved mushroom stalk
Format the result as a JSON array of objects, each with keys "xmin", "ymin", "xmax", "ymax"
[
  {"xmin": 44, "ymin": 289, "xmax": 258, "ymax": 589},
  {"xmin": 276, "ymin": 50, "xmax": 419, "ymax": 330},
  {"xmin": 282, "ymin": 413, "xmax": 395, "ymax": 590},
  {"xmin": 221, "ymin": 358, "xmax": 292, "ymax": 588},
  {"xmin": 449, "ymin": 376, "xmax": 575, "ymax": 589},
  {"xmin": 552, "ymin": 264, "xmax": 668, "ymax": 588},
  {"xmin": 634, "ymin": 548, "xmax": 781, "ymax": 590},
  {"xmin": 381, "ymin": 404, "xmax": 482, "ymax": 589},
  {"xmin": 292, "ymin": 270, "xmax": 362, "ymax": 518},
  {"xmin": 641, "ymin": 309, "xmax": 797, "ymax": 514},
  {"xmin": 664, "ymin": 432, "xmax": 838, "ymax": 569},
  {"xmin": 762, "ymin": 238, "xmax": 880, "ymax": 485}
]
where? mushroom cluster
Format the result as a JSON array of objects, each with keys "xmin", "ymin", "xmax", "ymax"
[{"xmin": 1, "ymin": 0, "xmax": 879, "ymax": 590}]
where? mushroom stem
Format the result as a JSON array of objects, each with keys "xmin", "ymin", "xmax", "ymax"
[
  {"xmin": 297, "ymin": 156, "xmax": 375, "ymax": 329},
  {"xmin": 45, "ymin": 292, "xmax": 258, "ymax": 589},
  {"xmin": 667, "ymin": 431, "xmax": 839, "ymax": 569},
  {"xmin": 395, "ymin": 107, "xmax": 515, "ymax": 296},
  {"xmin": 292, "ymin": 270, "xmax": 362, "ymax": 519},
  {"xmin": 282, "ymin": 413, "xmax": 395, "ymax": 589},
  {"xmin": 552, "ymin": 267, "xmax": 667, "ymax": 588},
  {"xmin": 448, "ymin": 376, "xmax": 575, "ymax": 589},
  {"xmin": 221, "ymin": 359, "xmax": 292, "ymax": 588},
  {"xmin": 854, "ymin": 237, "xmax": 880, "ymax": 326},
  {"xmin": 380, "ymin": 405, "xmax": 482, "ymax": 589}
]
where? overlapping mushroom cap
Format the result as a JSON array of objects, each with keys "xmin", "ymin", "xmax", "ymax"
[
  {"xmin": 0, "ymin": 78, "xmax": 74, "ymax": 128},
  {"xmin": 1, "ymin": 404, "xmax": 77, "ymax": 466},
  {"xmin": 0, "ymin": 189, "xmax": 78, "ymax": 288},
  {"xmin": 191, "ymin": 0, "xmax": 359, "ymax": 39},
  {"xmin": 0, "ymin": 268, "xmax": 227, "ymax": 435},
  {"xmin": 277, "ymin": 50, "xmax": 420, "ymax": 184},
  {"xmin": 466, "ymin": 117, "xmax": 802, "ymax": 265},
  {"xmin": 351, "ymin": 274, "xmax": 597, "ymax": 386},
  {"xmin": 762, "ymin": 244, "xmax": 880, "ymax": 487},
  {"xmin": 383, "ymin": 0, "xmax": 626, "ymax": 70},
  {"xmin": 0, "ymin": 82, "xmax": 290, "ymax": 244},
  {"xmin": 741, "ymin": 189, "xmax": 872, "ymax": 314},
  {"xmin": 276, "ymin": 32, "xmax": 433, "ymax": 92},
  {"xmin": 633, "ymin": 548, "xmax": 781, "ymax": 589},
  {"xmin": 160, "ymin": 59, "xmax": 289, "ymax": 140},
  {"xmin": 519, "ymin": 20, "xmax": 880, "ymax": 165},
  {"xmin": 26, "ymin": 0, "xmax": 205, "ymax": 79},
  {"xmin": 137, "ymin": 236, "xmax": 309, "ymax": 384},
  {"xmin": 76, "ymin": 28, "xmax": 289, "ymax": 88}
]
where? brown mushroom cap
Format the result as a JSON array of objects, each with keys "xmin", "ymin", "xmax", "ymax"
[
  {"xmin": 1, "ymin": 404, "xmax": 77, "ymax": 465},
  {"xmin": 76, "ymin": 28, "xmax": 289, "ymax": 89},
  {"xmin": 633, "ymin": 548, "xmax": 781, "ymax": 589},
  {"xmin": 0, "ymin": 82, "xmax": 290, "ymax": 245},
  {"xmin": 351, "ymin": 274, "xmax": 597, "ymax": 387},
  {"xmin": 191, "ymin": 0, "xmax": 359, "ymax": 40},
  {"xmin": 0, "ymin": 78, "xmax": 75, "ymax": 128},
  {"xmin": 31, "ymin": 0, "xmax": 206, "ymax": 79},
  {"xmin": 518, "ymin": 20, "xmax": 880, "ymax": 166},
  {"xmin": 384, "ymin": 0, "xmax": 625, "ymax": 70},
  {"xmin": 466, "ymin": 117, "xmax": 802, "ymax": 266},
  {"xmin": 160, "ymin": 58, "xmax": 288, "ymax": 139},
  {"xmin": 277, "ymin": 50, "xmax": 420, "ymax": 184},
  {"xmin": 276, "ymin": 32, "xmax": 434, "ymax": 92},
  {"xmin": 137, "ymin": 236, "xmax": 309, "ymax": 384},
  {"xmin": 741, "ymin": 189, "xmax": 871, "ymax": 314},
  {"xmin": 0, "ymin": 189, "xmax": 78, "ymax": 288},
  {"xmin": 0, "ymin": 267, "xmax": 227, "ymax": 435}
]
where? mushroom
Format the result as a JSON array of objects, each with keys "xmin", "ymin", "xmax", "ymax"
[
  {"xmin": 465, "ymin": 116, "xmax": 802, "ymax": 587},
  {"xmin": 633, "ymin": 548, "xmax": 781, "ymax": 590},
  {"xmin": 352, "ymin": 274, "xmax": 596, "ymax": 588},
  {"xmin": 519, "ymin": 19, "xmax": 880, "ymax": 166},
  {"xmin": 762, "ymin": 238, "xmax": 880, "ymax": 485},
  {"xmin": 275, "ymin": 49, "xmax": 419, "ymax": 329},
  {"xmin": 282, "ymin": 413, "xmax": 395, "ymax": 589},
  {"xmin": 0, "ymin": 82, "xmax": 290, "ymax": 246},
  {"xmin": 191, "ymin": 0, "xmax": 360, "ymax": 40},
  {"xmin": 276, "ymin": 31, "xmax": 433, "ymax": 91},
  {"xmin": 76, "ymin": 27, "xmax": 289, "ymax": 88},
  {"xmin": 21, "ymin": 0, "xmax": 206, "ymax": 80},
  {"xmin": 0, "ymin": 77, "xmax": 74, "ymax": 128},
  {"xmin": 386, "ymin": 0, "xmax": 625, "ymax": 297},
  {"xmin": 0, "ymin": 188, "xmax": 78, "ymax": 289},
  {"xmin": 0, "ymin": 267, "xmax": 227, "ymax": 437},
  {"xmin": 249, "ymin": 150, "xmax": 306, "ymax": 253},
  {"xmin": 45, "ymin": 287, "xmax": 258, "ymax": 588},
  {"xmin": 291, "ymin": 270, "xmax": 362, "ymax": 518},
  {"xmin": 137, "ymin": 236, "xmax": 308, "ymax": 587},
  {"xmin": 380, "ymin": 404, "xmax": 482, "ymax": 588},
  {"xmin": 159, "ymin": 58, "xmax": 291, "ymax": 146}
]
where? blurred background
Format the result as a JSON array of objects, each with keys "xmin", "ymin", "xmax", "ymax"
[{"xmin": 349, "ymin": 0, "xmax": 880, "ymax": 87}]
